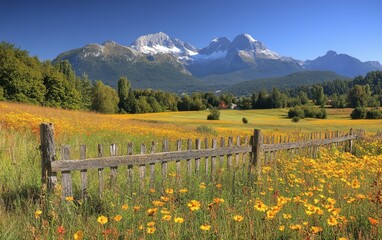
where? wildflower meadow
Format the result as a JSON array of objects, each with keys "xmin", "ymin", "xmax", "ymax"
[{"xmin": 0, "ymin": 101, "xmax": 381, "ymax": 239}]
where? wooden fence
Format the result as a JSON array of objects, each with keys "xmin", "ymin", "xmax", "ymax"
[{"xmin": 40, "ymin": 123, "xmax": 363, "ymax": 199}]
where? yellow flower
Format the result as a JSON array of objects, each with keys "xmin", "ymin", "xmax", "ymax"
[
  {"xmin": 215, "ymin": 183, "xmax": 222, "ymax": 188},
  {"xmin": 73, "ymin": 230, "xmax": 83, "ymax": 240},
  {"xmin": 311, "ymin": 226, "xmax": 323, "ymax": 233},
  {"xmin": 147, "ymin": 208, "xmax": 158, "ymax": 216},
  {"xmin": 199, "ymin": 182, "xmax": 206, "ymax": 189},
  {"xmin": 162, "ymin": 215, "xmax": 172, "ymax": 221},
  {"xmin": 65, "ymin": 196, "xmax": 74, "ymax": 201},
  {"xmin": 152, "ymin": 200, "xmax": 165, "ymax": 207},
  {"xmin": 254, "ymin": 200, "xmax": 268, "ymax": 212},
  {"xmin": 187, "ymin": 200, "xmax": 201, "ymax": 211},
  {"xmin": 266, "ymin": 210, "xmax": 277, "ymax": 219},
  {"xmin": 327, "ymin": 197, "xmax": 336, "ymax": 204},
  {"xmin": 147, "ymin": 221, "xmax": 156, "ymax": 227},
  {"xmin": 200, "ymin": 224, "xmax": 211, "ymax": 231},
  {"xmin": 179, "ymin": 188, "xmax": 188, "ymax": 193},
  {"xmin": 279, "ymin": 225, "xmax": 285, "ymax": 231},
  {"xmin": 161, "ymin": 196, "xmax": 170, "ymax": 202},
  {"xmin": 113, "ymin": 215, "xmax": 122, "ymax": 222},
  {"xmin": 289, "ymin": 224, "xmax": 302, "ymax": 230},
  {"xmin": 351, "ymin": 178, "xmax": 360, "ymax": 189},
  {"xmin": 174, "ymin": 217, "xmax": 184, "ymax": 223},
  {"xmin": 283, "ymin": 214, "xmax": 292, "ymax": 219},
  {"xmin": 149, "ymin": 188, "xmax": 156, "ymax": 193},
  {"xmin": 338, "ymin": 238, "xmax": 348, "ymax": 240},
  {"xmin": 233, "ymin": 215, "xmax": 244, "ymax": 222},
  {"xmin": 121, "ymin": 204, "xmax": 129, "ymax": 210},
  {"xmin": 97, "ymin": 215, "xmax": 108, "ymax": 225},
  {"xmin": 133, "ymin": 206, "xmax": 141, "ymax": 212},
  {"xmin": 165, "ymin": 188, "xmax": 174, "ymax": 194},
  {"xmin": 147, "ymin": 227, "xmax": 156, "ymax": 234},
  {"xmin": 34, "ymin": 210, "xmax": 42, "ymax": 219},
  {"xmin": 327, "ymin": 216, "xmax": 338, "ymax": 226},
  {"xmin": 161, "ymin": 209, "xmax": 171, "ymax": 214}
]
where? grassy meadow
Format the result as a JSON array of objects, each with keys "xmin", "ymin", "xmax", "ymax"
[{"xmin": 0, "ymin": 101, "xmax": 382, "ymax": 239}]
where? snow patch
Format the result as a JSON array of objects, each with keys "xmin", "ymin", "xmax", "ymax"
[
  {"xmin": 244, "ymin": 34, "xmax": 257, "ymax": 42},
  {"xmin": 193, "ymin": 50, "xmax": 227, "ymax": 60}
]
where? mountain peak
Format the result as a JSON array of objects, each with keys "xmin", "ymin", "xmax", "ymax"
[{"xmin": 326, "ymin": 50, "xmax": 337, "ymax": 56}]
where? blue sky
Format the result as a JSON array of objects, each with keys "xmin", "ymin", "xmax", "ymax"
[{"xmin": 1, "ymin": 0, "xmax": 381, "ymax": 62}]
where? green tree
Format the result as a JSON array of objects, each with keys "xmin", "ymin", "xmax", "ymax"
[
  {"xmin": 117, "ymin": 76, "xmax": 131, "ymax": 113},
  {"xmin": 347, "ymin": 84, "xmax": 371, "ymax": 107},
  {"xmin": 312, "ymin": 85, "xmax": 327, "ymax": 107},
  {"xmin": 92, "ymin": 81, "xmax": 119, "ymax": 113}
]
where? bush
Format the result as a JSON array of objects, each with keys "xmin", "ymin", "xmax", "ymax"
[
  {"xmin": 291, "ymin": 116, "xmax": 300, "ymax": 122},
  {"xmin": 288, "ymin": 105, "xmax": 327, "ymax": 119},
  {"xmin": 350, "ymin": 107, "xmax": 367, "ymax": 119},
  {"xmin": 207, "ymin": 108, "xmax": 220, "ymax": 120},
  {"xmin": 366, "ymin": 108, "xmax": 382, "ymax": 119},
  {"xmin": 242, "ymin": 117, "xmax": 248, "ymax": 124}
]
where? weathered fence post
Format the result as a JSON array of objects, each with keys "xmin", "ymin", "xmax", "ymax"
[
  {"xmin": 349, "ymin": 128, "xmax": 353, "ymax": 154},
  {"xmin": 40, "ymin": 123, "xmax": 57, "ymax": 192},
  {"xmin": 97, "ymin": 144, "xmax": 104, "ymax": 198},
  {"xmin": 80, "ymin": 145, "xmax": 88, "ymax": 200},
  {"xmin": 252, "ymin": 129, "xmax": 263, "ymax": 175}
]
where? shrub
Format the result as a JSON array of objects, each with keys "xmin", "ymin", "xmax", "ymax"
[
  {"xmin": 196, "ymin": 125, "xmax": 217, "ymax": 136},
  {"xmin": 207, "ymin": 108, "xmax": 220, "ymax": 120},
  {"xmin": 350, "ymin": 107, "xmax": 367, "ymax": 119},
  {"xmin": 291, "ymin": 116, "xmax": 300, "ymax": 122},
  {"xmin": 242, "ymin": 117, "xmax": 248, "ymax": 124},
  {"xmin": 288, "ymin": 105, "xmax": 327, "ymax": 119},
  {"xmin": 366, "ymin": 108, "xmax": 382, "ymax": 119}
]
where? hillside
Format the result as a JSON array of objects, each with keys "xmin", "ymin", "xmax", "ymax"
[{"xmin": 221, "ymin": 71, "xmax": 349, "ymax": 95}]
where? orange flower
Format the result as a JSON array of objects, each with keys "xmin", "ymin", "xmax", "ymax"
[
  {"xmin": 147, "ymin": 227, "xmax": 156, "ymax": 234},
  {"xmin": 311, "ymin": 226, "xmax": 323, "ymax": 233},
  {"xmin": 368, "ymin": 217, "xmax": 378, "ymax": 225},
  {"xmin": 162, "ymin": 215, "xmax": 172, "ymax": 221},
  {"xmin": 73, "ymin": 230, "xmax": 83, "ymax": 240},
  {"xmin": 165, "ymin": 188, "xmax": 174, "ymax": 194},
  {"xmin": 57, "ymin": 225, "xmax": 65, "ymax": 235},
  {"xmin": 114, "ymin": 215, "xmax": 122, "ymax": 222},
  {"xmin": 146, "ymin": 208, "xmax": 158, "ymax": 216},
  {"xmin": 121, "ymin": 204, "xmax": 129, "ymax": 210}
]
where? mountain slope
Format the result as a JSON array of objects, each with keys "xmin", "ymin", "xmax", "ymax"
[
  {"xmin": 53, "ymin": 40, "xmax": 207, "ymax": 92},
  {"xmin": 304, "ymin": 51, "xmax": 382, "ymax": 77},
  {"xmin": 221, "ymin": 71, "xmax": 349, "ymax": 95}
]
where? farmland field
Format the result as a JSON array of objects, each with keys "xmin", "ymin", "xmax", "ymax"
[{"xmin": 0, "ymin": 101, "xmax": 381, "ymax": 239}]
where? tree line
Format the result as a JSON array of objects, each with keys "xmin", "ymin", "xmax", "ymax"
[{"xmin": 1, "ymin": 42, "xmax": 382, "ymax": 118}]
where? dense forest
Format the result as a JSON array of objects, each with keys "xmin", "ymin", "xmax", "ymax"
[{"xmin": 1, "ymin": 42, "xmax": 382, "ymax": 119}]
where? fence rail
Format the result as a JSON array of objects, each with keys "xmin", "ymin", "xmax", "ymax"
[{"xmin": 40, "ymin": 123, "xmax": 369, "ymax": 199}]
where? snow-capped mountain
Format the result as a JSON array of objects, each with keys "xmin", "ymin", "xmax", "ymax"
[
  {"xmin": 130, "ymin": 32, "xmax": 198, "ymax": 58},
  {"xmin": 53, "ymin": 31, "xmax": 382, "ymax": 91}
]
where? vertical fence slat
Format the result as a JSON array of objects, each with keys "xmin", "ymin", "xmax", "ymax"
[
  {"xmin": 150, "ymin": 141, "xmax": 156, "ymax": 188},
  {"xmin": 98, "ymin": 144, "xmax": 104, "ymax": 198},
  {"xmin": 61, "ymin": 145, "xmax": 73, "ymax": 198},
  {"xmin": 127, "ymin": 142, "xmax": 134, "ymax": 189},
  {"xmin": 186, "ymin": 139, "xmax": 192, "ymax": 176},
  {"xmin": 235, "ymin": 136, "xmax": 240, "ymax": 167},
  {"xmin": 139, "ymin": 143, "xmax": 146, "ymax": 191},
  {"xmin": 219, "ymin": 137, "xmax": 225, "ymax": 169},
  {"xmin": 211, "ymin": 138, "xmax": 217, "ymax": 179},
  {"xmin": 80, "ymin": 145, "xmax": 88, "ymax": 200},
  {"xmin": 176, "ymin": 140, "xmax": 182, "ymax": 177},
  {"xmin": 40, "ymin": 123, "xmax": 57, "ymax": 192},
  {"xmin": 227, "ymin": 137, "xmax": 233, "ymax": 169},
  {"xmin": 110, "ymin": 144, "xmax": 118, "ymax": 186},
  {"xmin": 162, "ymin": 139, "xmax": 169, "ymax": 180},
  {"xmin": 195, "ymin": 139, "xmax": 201, "ymax": 176},
  {"xmin": 205, "ymin": 138, "xmax": 209, "ymax": 176}
]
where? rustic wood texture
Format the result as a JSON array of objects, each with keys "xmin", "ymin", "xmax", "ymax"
[
  {"xmin": 40, "ymin": 123, "xmax": 57, "ymax": 192},
  {"xmin": 195, "ymin": 139, "xmax": 201, "ymax": 176},
  {"xmin": 97, "ymin": 144, "xmax": 104, "ymax": 198},
  {"xmin": 51, "ymin": 145, "xmax": 252, "ymax": 172},
  {"xmin": 61, "ymin": 145, "xmax": 72, "ymax": 198},
  {"xmin": 109, "ymin": 144, "xmax": 118, "ymax": 186},
  {"xmin": 186, "ymin": 139, "xmax": 192, "ymax": 176},
  {"xmin": 80, "ymin": 145, "xmax": 88, "ymax": 200}
]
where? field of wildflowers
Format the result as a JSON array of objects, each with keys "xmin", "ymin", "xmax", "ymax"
[{"xmin": 0, "ymin": 101, "xmax": 381, "ymax": 239}]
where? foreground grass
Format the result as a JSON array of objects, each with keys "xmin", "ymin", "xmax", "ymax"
[{"xmin": 0, "ymin": 101, "xmax": 382, "ymax": 239}]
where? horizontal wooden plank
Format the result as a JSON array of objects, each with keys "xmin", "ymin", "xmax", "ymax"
[
  {"xmin": 51, "ymin": 145, "xmax": 252, "ymax": 172},
  {"xmin": 262, "ymin": 135, "xmax": 356, "ymax": 152}
]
